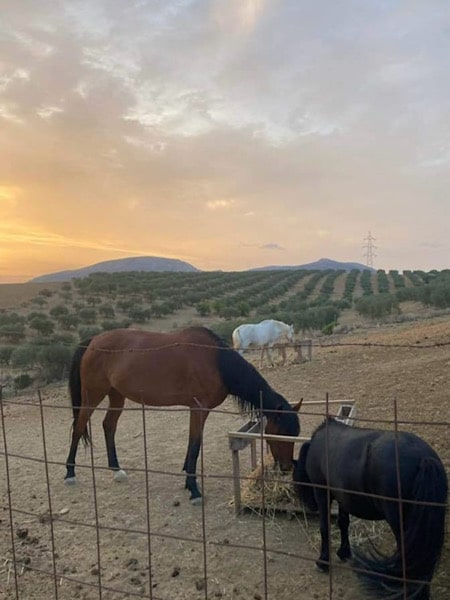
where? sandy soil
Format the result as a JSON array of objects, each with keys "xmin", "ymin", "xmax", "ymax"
[{"xmin": 1, "ymin": 316, "xmax": 450, "ymax": 600}]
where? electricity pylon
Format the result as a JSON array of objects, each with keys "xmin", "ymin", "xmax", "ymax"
[{"xmin": 363, "ymin": 231, "xmax": 377, "ymax": 268}]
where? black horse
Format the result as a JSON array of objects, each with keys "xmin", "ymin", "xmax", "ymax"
[{"xmin": 293, "ymin": 418, "xmax": 447, "ymax": 599}]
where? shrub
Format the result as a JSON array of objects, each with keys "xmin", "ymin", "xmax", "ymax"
[
  {"xmin": 196, "ymin": 302, "xmax": 211, "ymax": 317},
  {"xmin": 101, "ymin": 320, "xmax": 128, "ymax": 331},
  {"xmin": 10, "ymin": 345, "xmax": 38, "ymax": 369},
  {"xmin": 127, "ymin": 307, "xmax": 151, "ymax": 323},
  {"xmin": 50, "ymin": 305, "xmax": 69, "ymax": 319},
  {"xmin": 38, "ymin": 288, "xmax": 54, "ymax": 297},
  {"xmin": 322, "ymin": 321, "xmax": 338, "ymax": 335},
  {"xmin": 78, "ymin": 308, "xmax": 97, "ymax": 324},
  {"xmin": 59, "ymin": 313, "xmax": 80, "ymax": 330},
  {"xmin": 0, "ymin": 323, "xmax": 25, "ymax": 343},
  {"xmin": 13, "ymin": 374, "xmax": 33, "ymax": 390},
  {"xmin": 38, "ymin": 344, "xmax": 73, "ymax": 382},
  {"xmin": 0, "ymin": 345, "xmax": 14, "ymax": 365},
  {"xmin": 98, "ymin": 304, "xmax": 115, "ymax": 319},
  {"xmin": 78, "ymin": 326, "xmax": 102, "ymax": 340},
  {"xmin": 29, "ymin": 316, "xmax": 55, "ymax": 337},
  {"xmin": 355, "ymin": 294, "xmax": 399, "ymax": 319},
  {"xmin": 50, "ymin": 332, "xmax": 76, "ymax": 345}
]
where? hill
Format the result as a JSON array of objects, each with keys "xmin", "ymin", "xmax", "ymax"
[
  {"xmin": 30, "ymin": 256, "xmax": 374, "ymax": 283},
  {"xmin": 29, "ymin": 256, "xmax": 200, "ymax": 282},
  {"xmin": 251, "ymin": 257, "xmax": 373, "ymax": 271}
]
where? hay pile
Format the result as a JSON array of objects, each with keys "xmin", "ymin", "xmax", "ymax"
[
  {"xmin": 236, "ymin": 454, "xmax": 392, "ymax": 556},
  {"xmin": 239, "ymin": 453, "xmax": 299, "ymax": 514}
]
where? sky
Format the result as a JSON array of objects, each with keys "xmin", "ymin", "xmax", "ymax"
[{"xmin": 1, "ymin": 0, "xmax": 450, "ymax": 283}]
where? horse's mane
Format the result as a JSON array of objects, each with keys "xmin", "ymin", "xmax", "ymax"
[
  {"xmin": 312, "ymin": 417, "xmax": 385, "ymax": 438},
  {"xmin": 184, "ymin": 326, "xmax": 229, "ymax": 349},
  {"xmin": 312, "ymin": 416, "xmax": 336, "ymax": 436}
]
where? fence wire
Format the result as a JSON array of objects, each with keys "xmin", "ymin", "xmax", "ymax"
[{"xmin": 0, "ymin": 357, "xmax": 449, "ymax": 599}]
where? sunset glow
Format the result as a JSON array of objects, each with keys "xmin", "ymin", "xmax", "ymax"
[{"xmin": 1, "ymin": 1, "xmax": 450, "ymax": 282}]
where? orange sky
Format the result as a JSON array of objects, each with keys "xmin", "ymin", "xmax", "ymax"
[{"xmin": 1, "ymin": 0, "xmax": 450, "ymax": 283}]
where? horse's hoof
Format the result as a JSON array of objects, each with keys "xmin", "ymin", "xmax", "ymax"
[
  {"xmin": 64, "ymin": 477, "xmax": 77, "ymax": 486},
  {"xmin": 113, "ymin": 469, "xmax": 128, "ymax": 483},
  {"xmin": 190, "ymin": 496, "xmax": 203, "ymax": 506},
  {"xmin": 315, "ymin": 561, "xmax": 329, "ymax": 573}
]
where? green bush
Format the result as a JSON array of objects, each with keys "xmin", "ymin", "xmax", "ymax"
[
  {"xmin": 196, "ymin": 302, "xmax": 211, "ymax": 317},
  {"xmin": 322, "ymin": 321, "xmax": 338, "ymax": 335},
  {"xmin": 29, "ymin": 316, "xmax": 55, "ymax": 337},
  {"xmin": 10, "ymin": 345, "xmax": 38, "ymax": 369},
  {"xmin": 59, "ymin": 313, "xmax": 80, "ymax": 330},
  {"xmin": 78, "ymin": 326, "xmax": 102, "ymax": 340},
  {"xmin": 355, "ymin": 294, "xmax": 399, "ymax": 319},
  {"xmin": 78, "ymin": 308, "xmax": 97, "ymax": 324},
  {"xmin": 50, "ymin": 305, "xmax": 69, "ymax": 319},
  {"xmin": 38, "ymin": 344, "xmax": 73, "ymax": 382},
  {"xmin": 101, "ymin": 320, "xmax": 129, "ymax": 331},
  {"xmin": 13, "ymin": 373, "xmax": 33, "ymax": 390},
  {"xmin": 0, "ymin": 345, "xmax": 14, "ymax": 365},
  {"xmin": 99, "ymin": 304, "xmax": 115, "ymax": 319}
]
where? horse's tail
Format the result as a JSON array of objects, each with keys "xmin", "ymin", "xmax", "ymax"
[
  {"xmin": 292, "ymin": 442, "xmax": 318, "ymax": 512},
  {"xmin": 231, "ymin": 328, "xmax": 241, "ymax": 352},
  {"xmin": 68, "ymin": 339, "xmax": 92, "ymax": 447},
  {"xmin": 353, "ymin": 456, "xmax": 448, "ymax": 599}
]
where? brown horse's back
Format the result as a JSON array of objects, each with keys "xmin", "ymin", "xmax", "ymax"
[{"xmin": 81, "ymin": 327, "xmax": 228, "ymax": 408}]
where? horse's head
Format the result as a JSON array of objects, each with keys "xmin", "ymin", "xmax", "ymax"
[
  {"xmin": 265, "ymin": 398, "xmax": 302, "ymax": 472},
  {"xmin": 287, "ymin": 324, "xmax": 295, "ymax": 342}
]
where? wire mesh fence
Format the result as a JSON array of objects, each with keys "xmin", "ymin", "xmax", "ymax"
[{"xmin": 0, "ymin": 342, "xmax": 449, "ymax": 600}]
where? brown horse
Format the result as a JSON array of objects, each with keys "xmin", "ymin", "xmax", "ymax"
[
  {"xmin": 65, "ymin": 326, "xmax": 300, "ymax": 503},
  {"xmin": 265, "ymin": 398, "xmax": 303, "ymax": 471}
]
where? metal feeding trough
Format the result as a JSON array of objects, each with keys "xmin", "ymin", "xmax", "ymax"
[
  {"xmin": 228, "ymin": 399, "xmax": 357, "ymax": 515},
  {"xmin": 335, "ymin": 402, "xmax": 357, "ymax": 426}
]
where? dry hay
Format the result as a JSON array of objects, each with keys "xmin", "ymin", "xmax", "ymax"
[
  {"xmin": 238, "ymin": 452, "xmax": 301, "ymax": 515},
  {"xmin": 237, "ymin": 453, "xmax": 392, "ymax": 555}
]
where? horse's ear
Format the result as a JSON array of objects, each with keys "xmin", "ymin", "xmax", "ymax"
[{"xmin": 293, "ymin": 398, "xmax": 303, "ymax": 413}]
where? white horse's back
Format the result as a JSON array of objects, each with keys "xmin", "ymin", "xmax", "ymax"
[{"xmin": 231, "ymin": 319, "xmax": 294, "ymax": 366}]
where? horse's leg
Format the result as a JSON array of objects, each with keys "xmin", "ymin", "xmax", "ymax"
[
  {"xmin": 279, "ymin": 344, "xmax": 287, "ymax": 366},
  {"xmin": 259, "ymin": 345, "xmax": 265, "ymax": 368},
  {"xmin": 65, "ymin": 404, "xmax": 97, "ymax": 484},
  {"xmin": 103, "ymin": 390, "xmax": 127, "ymax": 482},
  {"xmin": 316, "ymin": 490, "xmax": 332, "ymax": 571},
  {"xmin": 336, "ymin": 504, "xmax": 351, "ymax": 561},
  {"xmin": 260, "ymin": 345, "xmax": 273, "ymax": 368},
  {"xmin": 183, "ymin": 407, "xmax": 209, "ymax": 504}
]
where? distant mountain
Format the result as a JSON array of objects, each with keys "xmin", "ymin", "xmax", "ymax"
[
  {"xmin": 251, "ymin": 258, "xmax": 374, "ymax": 272},
  {"xmin": 30, "ymin": 256, "xmax": 200, "ymax": 282},
  {"xmin": 30, "ymin": 255, "xmax": 374, "ymax": 283}
]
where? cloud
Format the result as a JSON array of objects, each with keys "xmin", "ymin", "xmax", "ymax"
[
  {"xmin": 0, "ymin": 1, "xmax": 450, "ymax": 280},
  {"xmin": 261, "ymin": 243, "xmax": 285, "ymax": 251},
  {"xmin": 206, "ymin": 199, "xmax": 235, "ymax": 210}
]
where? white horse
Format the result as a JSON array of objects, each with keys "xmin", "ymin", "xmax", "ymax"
[{"xmin": 232, "ymin": 319, "xmax": 295, "ymax": 367}]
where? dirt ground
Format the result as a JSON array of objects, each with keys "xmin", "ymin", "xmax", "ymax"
[{"xmin": 1, "ymin": 315, "xmax": 450, "ymax": 600}]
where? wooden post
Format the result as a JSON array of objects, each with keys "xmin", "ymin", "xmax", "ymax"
[
  {"xmin": 232, "ymin": 449, "xmax": 241, "ymax": 516},
  {"xmin": 305, "ymin": 339, "xmax": 312, "ymax": 361},
  {"xmin": 250, "ymin": 440, "xmax": 257, "ymax": 470}
]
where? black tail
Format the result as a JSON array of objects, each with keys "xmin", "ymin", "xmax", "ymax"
[
  {"xmin": 292, "ymin": 442, "xmax": 318, "ymax": 512},
  {"xmin": 215, "ymin": 339, "xmax": 299, "ymax": 436},
  {"xmin": 68, "ymin": 339, "xmax": 92, "ymax": 447},
  {"xmin": 353, "ymin": 457, "xmax": 448, "ymax": 599}
]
